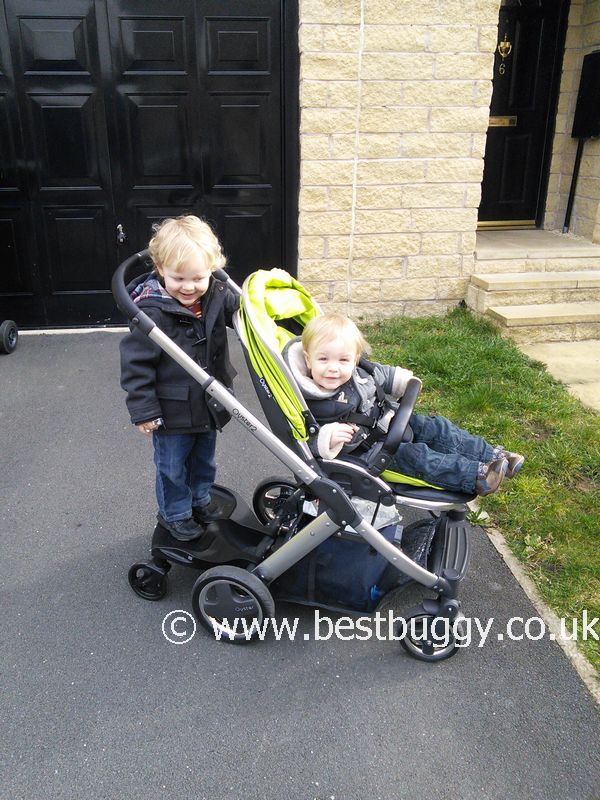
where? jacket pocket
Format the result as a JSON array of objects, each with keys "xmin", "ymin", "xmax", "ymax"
[{"xmin": 156, "ymin": 383, "xmax": 192, "ymax": 429}]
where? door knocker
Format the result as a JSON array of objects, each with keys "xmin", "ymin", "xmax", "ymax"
[{"xmin": 497, "ymin": 34, "xmax": 512, "ymax": 75}]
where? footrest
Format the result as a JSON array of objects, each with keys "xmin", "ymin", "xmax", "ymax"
[{"xmin": 428, "ymin": 512, "xmax": 471, "ymax": 580}]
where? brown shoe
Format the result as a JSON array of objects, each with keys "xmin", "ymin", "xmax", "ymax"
[
  {"xmin": 475, "ymin": 457, "xmax": 508, "ymax": 496},
  {"xmin": 503, "ymin": 451, "xmax": 525, "ymax": 479}
]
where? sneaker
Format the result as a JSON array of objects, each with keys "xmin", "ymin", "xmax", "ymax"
[
  {"xmin": 475, "ymin": 457, "xmax": 508, "ymax": 497},
  {"xmin": 157, "ymin": 515, "xmax": 205, "ymax": 542},
  {"xmin": 193, "ymin": 497, "xmax": 226, "ymax": 524},
  {"xmin": 502, "ymin": 451, "xmax": 525, "ymax": 479}
]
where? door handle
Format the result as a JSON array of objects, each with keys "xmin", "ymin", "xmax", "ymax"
[{"xmin": 116, "ymin": 223, "xmax": 128, "ymax": 244}]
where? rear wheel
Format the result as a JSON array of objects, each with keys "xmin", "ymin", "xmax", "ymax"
[{"xmin": 191, "ymin": 565, "xmax": 275, "ymax": 643}]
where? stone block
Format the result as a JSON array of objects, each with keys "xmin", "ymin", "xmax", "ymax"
[
  {"xmin": 300, "ymin": 210, "xmax": 353, "ymax": 235},
  {"xmin": 427, "ymin": 158, "xmax": 484, "ymax": 183},
  {"xmin": 349, "ymin": 280, "xmax": 382, "ymax": 302},
  {"xmin": 327, "ymin": 81, "xmax": 360, "ymax": 108},
  {"xmin": 327, "ymin": 236, "xmax": 352, "ymax": 258},
  {"xmin": 363, "ymin": 24, "xmax": 427, "ymax": 52},
  {"xmin": 435, "ymin": 53, "xmax": 494, "ymax": 80},
  {"xmin": 402, "ymin": 80, "xmax": 476, "ymax": 106},
  {"xmin": 356, "ymin": 159, "xmax": 427, "ymax": 184},
  {"xmin": 322, "ymin": 25, "xmax": 361, "ymax": 51},
  {"xmin": 350, "ymin": 258, "xmax": 406, "ymax": 279},
  {"xmin": 421, "ymin": 232, "xmax": 461, "ymax": 255},
  {"xmin": 301, "ymin": 0, "xmax": 361, "ymax": 25},
  {"xmin": 355, "ymin": 185, "xmax": 405, "ymax": 208},
  {"xmin": 331, "ymin": 134, "xmax": 359, "ymax": 159},
  {"xmin": 352, "ymin": 233, "xmax": 421, "ymax": 259},
  {"xmin": 411, "ymin": 207, "xmax": 476, "ymax": 232},
  {"xmin": 300, "ymin": 134, "xmax": 331, "ymax": 159},
  {"xmin": 301, "ymin": 107, "xmax": 356, "ymax": 134},
  {"xmin": 328, "ymin": 187, "xmax": 354, "ymax": 210},
  {"xmin": 301, "ymin": 160, "xmax": 354, "ymax": 185},
  {"xmin": 301, "ymin": 53, "xmax": 359, "ymax": 81},
  {"xmin": 357, "ymin": 133, "xmax": 402, "ymax": 158},
  {"xmin": 437, "ymin": 277, "xmax": 470, "ymax": 299},
  {"xmin": 361, "ymin": 53, "xmax": 434, "ymax": 80},
  {"xmin": 298, "ymin": 236, "xmax": 325, "ymax": 259},
  {"xmin": 354, "ymin": 209, "xmax": 412, "ymax": 234},
  {"xmin": 430, "ymin": 106, "xmax": 490, "ymax": 133},
  {"xmin": 403, "ymin": 184, "xmax": 466, "ymax": 208},
  {"xmin": 299, "ymin": 187, "xmax": 329, "ymax": 211},
  {"xmin": 299, "ymin": 260, "xmax": 349, "ymax": 282},
  {"xmin": 301, "ymin": 80, "xmax": 329, "ymax": 106},
  {"xmin": 402, "ymin": 133, "xmax": 473, "ymax": 158},
  {"xmin": 363, "ymin": 1, "xmax": 440, "ymax": 25},
  {"xmin": 360, "ymin": 107, "xmax": 430, "ymax": 133},
  {"xmin": 384, "ymin": 277, "xmax": 438, "ymax": 300},
  {"xmin": 407, "ymin": 255, "xmax": 462, "ymax": 277},
  {"xmin": 428, "ymin": 25, "xmax": 480, "ymax": 53}
]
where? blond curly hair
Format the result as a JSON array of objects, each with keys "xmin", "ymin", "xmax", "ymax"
[{"xmin": 148, "ymin": 215, "xmax": 226, "ymax": 275}]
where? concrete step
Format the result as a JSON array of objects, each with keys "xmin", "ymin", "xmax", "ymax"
[
  {"xmin": 472, "ymin": 255, "xmax": 600, "ymax": 274},
  {"xmin": 467, "ymin": 271, "xmax": 600, "ymax": 312},
  {"xmin": 486, "ymin": 302, "xmax": 600, "ymax": 344}
]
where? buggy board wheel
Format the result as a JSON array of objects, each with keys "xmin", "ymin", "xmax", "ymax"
[
  {"xmin": 191, "ymin": 565, "xmax": 275, "ymax": 643},
  {"xmin": 252, "ymin": 477, "xmax": 298, "ymax": 524},
  {"xmin": 399, "ymin": 613, "xmax": 464, "ymax": 662},
  {"xmin": 0, "ymin": 320, "xmax": 18, "ymax": 354},
  {"xmin": 128, "ymin": 562, "xmax": 168, "ymax": 601}
]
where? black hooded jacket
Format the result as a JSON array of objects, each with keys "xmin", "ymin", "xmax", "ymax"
[{"xmin": 119, "ymin": 271, "xmax": 239, "ymax": 434}]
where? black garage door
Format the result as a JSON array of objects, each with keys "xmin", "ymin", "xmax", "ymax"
[{"xmin": 0, "ymin": 0, "xmax": 298, "ymax": 327}]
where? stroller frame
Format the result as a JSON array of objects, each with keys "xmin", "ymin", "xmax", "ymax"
[{"xmin": 114, "ymin": 253, "xmax": 473, "ymax": 662}]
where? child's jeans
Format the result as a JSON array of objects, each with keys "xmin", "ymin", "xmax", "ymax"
[
  {"xmin": 389, "ymin": 413, "xmax": 495, "ymax": 493},
  {"xmin": 152, "ymin": 430, "xmax": 217, "ymax": 521}
]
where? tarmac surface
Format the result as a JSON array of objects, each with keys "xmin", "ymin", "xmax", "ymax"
[{"xmin": 1, "ymin": 330, "xmax": 599, "ymax": 800}]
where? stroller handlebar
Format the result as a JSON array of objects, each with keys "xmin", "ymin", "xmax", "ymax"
[{"xmin": 111, "ymin": 249, "xmax": 156, "ymax": 334}]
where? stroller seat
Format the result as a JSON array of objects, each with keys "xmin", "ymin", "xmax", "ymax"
[{"xmin": 235, "ymin": 267, "xmax": 475, "ymax": 511}]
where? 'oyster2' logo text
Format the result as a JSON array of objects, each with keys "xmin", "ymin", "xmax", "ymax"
[{"xmin": 232, "ymin": 407, "xmax": 257, "ymax": 432}]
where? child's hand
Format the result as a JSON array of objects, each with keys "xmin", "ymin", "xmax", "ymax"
[
  {"xmin": 329, "ymin": 423, "xmax": 357, "ymax": 448},
  {"xmin": 137, "ymin": 419, "xmax": 161, "ymax": 435}
]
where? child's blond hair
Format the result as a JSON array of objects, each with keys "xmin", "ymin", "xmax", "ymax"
[
  {"xmin": 148, "ymin": 215, "xmax": 226, "ymax": 275},
  {"xmin": 301, "ymin": 313, "xmax": 371, "ymax": 362}
]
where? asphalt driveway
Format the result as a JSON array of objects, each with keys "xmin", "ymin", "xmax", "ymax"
[{"xmin": 1, "ymin": 330, "xmax": 599, "ymax": 800}]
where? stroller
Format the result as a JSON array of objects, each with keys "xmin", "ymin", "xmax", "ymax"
[{"xmin": 113, "ymin": 255, "xmax": 474, "ymax": 662}]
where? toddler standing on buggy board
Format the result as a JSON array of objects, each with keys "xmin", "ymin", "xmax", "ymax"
[
  {"xmin": 284, "ymin": 312, "xmax": 524, "ymax": 496},
  {"xmin": 119, "ymin": 215, "xmax": 239, "ymax": 542}
]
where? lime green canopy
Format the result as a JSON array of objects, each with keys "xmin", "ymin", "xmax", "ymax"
[{"xmin": 239, "ymin": 268, "xmax": 322, "ymax": 440}]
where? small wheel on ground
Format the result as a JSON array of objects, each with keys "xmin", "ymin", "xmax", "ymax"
[
  {"xmin": 128, "ymin": 562, "xmax": 168, "ymax": 600},
  {"xmin": 191, "ymin": 565, "xmax": 275, "ymax": 643},
  {"xmin": 0, "ymin": 320, "xmax": 18, "ymax": 354},
  {"xmin": 399, "ymin": 612, "xmax": 465, "ymax": 662},
  {"xmin": 252, "ymin": 477, "xmax": 299, "ymax": 524}
]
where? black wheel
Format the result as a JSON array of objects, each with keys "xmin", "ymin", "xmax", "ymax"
[
  {"xmin": 252, "ymin": 476, "xmax": 299, "ymax": 524},
  {"xmin": 399, "ymin": 613, "xmax": 465, "ymax": 662},
  {"xmin": 0, "ymin": 320, "xmax": 18, "ymax": 354},
  {"xmin": 128, "ymin": 562, "xmax": 168, "ymax": 600},
  {"xmin": 191, "ymin": 565, "xmax": 275, "ymax": 643}
]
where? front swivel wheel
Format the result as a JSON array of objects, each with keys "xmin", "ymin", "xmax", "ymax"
[
  {"xmin": 128, "ymin": 562, "xmax": 168, "ymax": 600},
  {"xmin": 399, "ymin": 612, "xmax": 465, "ymax": 662},
  {"xmin": 191, "ymin": 565, "xmax": 275, "ymax": 643}
]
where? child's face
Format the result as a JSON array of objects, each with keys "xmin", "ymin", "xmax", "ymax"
[
  {"xmin": 158, "ymin": 255, "xmax": 212, "ymax": 307},
  {"xmin": 304, "ymin": 337, "xmax": 357, "ymax": 392}
]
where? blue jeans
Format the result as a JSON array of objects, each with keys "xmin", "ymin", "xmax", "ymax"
[
  {"xmin": 152, "ymin": 431, "xmax": 217, "ymax": 522},
  {"xmin": 389, "ymin": 413, "xmax": 495, "ymax": 493}
]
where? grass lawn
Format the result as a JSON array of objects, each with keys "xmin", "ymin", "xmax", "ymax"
[{"xmin": 364, "ymin": 306, "xmax": 600, "ymax": 672}]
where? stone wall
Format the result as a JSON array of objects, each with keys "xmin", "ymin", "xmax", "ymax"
[
  {"xmin": 545, "ymin": 0, "xmax": 600, "ymax": 243},
  {"xmin": 297, "ymin": 0, "xmax": 500, "ymax": 319}
]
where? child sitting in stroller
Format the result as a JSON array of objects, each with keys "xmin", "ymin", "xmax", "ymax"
[{"xmin": 283, "ymin": 312, "xmax": 524, "ymax": 496}]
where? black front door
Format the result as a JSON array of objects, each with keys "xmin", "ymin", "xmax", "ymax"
[
  {"xmin": 0, "ymin": 0, "xmax": 296, "ymax": 327},
  {"xmin": 478, "ymin": 0, "xmax": 569, "ymax": 228}
]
